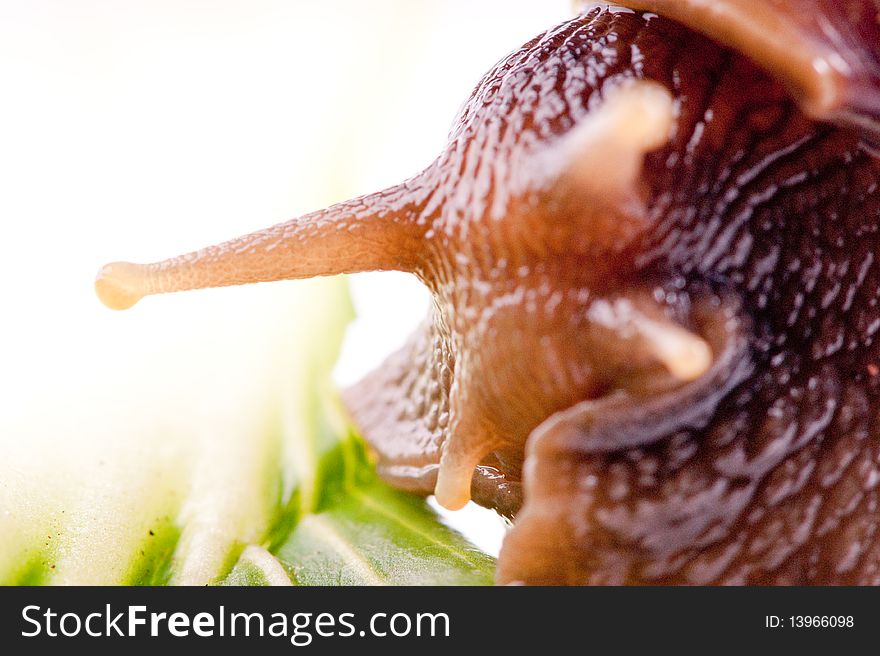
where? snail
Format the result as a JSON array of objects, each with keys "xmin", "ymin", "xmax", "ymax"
[{"xmin": 96, "ymin": 1, "xmax": 880, "ymax": 584}]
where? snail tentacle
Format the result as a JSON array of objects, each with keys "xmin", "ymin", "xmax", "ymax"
[{"xmin": 95, "ymin": 180, "xmax": 430, "ymax": 310}]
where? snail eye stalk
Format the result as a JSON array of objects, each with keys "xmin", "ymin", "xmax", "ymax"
[{"xmin": 95, "ymin": 184, "xmax": 427, "ymax": 310}]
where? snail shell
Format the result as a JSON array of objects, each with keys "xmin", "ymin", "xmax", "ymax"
[{"xmin": 97, "ymin": 2, "xmax": 880, "ymax": 584}]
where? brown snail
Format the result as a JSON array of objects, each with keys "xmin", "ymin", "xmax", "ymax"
[{"xmin": 96, "ymin": 1, "xmax": 880, "ymax": 584}]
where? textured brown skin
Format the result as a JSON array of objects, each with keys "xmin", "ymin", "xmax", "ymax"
[
  {"xmin": 99, "ymin": 3, "xmax": 880, "ymax": 584},
  {"xmin": 613, "ymin": 0, "xmax": 880, "ymax": 136},
  {"xmin": 349, "ymin": 5, "xmax": 880, "ymax": 584},
  {"xmin": 497, "ymin": 6, "xmax": 880, "ymax": 584}
]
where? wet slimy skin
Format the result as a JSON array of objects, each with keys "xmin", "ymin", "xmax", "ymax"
[{"xmin": 98, "ymin": 2, "xmax": 880, "ymax": 584}]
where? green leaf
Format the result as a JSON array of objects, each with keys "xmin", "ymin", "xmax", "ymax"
[
  {"xmin": 237, "ymin": 438, "xmax": 496, "ymax": 586},
  {"xmin": 0, "ymin": 277, "xmax": 497, "ymax": 586},
  {"xmin": 270, "ymin": 477, "xmax": 496, "ymax": 586}
]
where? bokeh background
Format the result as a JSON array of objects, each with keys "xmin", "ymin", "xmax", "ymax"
[{"xmin": 0, "ymin": 0, "xmax": 573, "ymax": 574}]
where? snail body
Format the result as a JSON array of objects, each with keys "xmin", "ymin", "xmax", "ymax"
[{"xmin": 98, "ymin": 2, "xmax": 880, "ymax": 584}]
